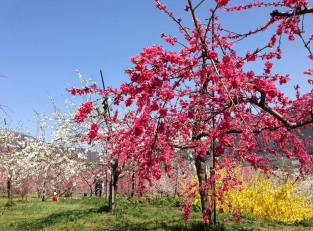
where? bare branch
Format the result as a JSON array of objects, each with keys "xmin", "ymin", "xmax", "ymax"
[
  {"xmin": 194, "ymin": 0, "xmax": 205, "ymax": 11},
  {"xmin": 270, "ymin": 7, "xmax": 313, "ymax": 17}
]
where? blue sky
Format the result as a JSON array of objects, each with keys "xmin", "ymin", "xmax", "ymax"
[
  {"xmin": 1, "ymin": 0, "xmax": 312, "ymax": 138},
  {"xmin": 1, "ymin": 0, "xmax": 176, "ymax": 136}
]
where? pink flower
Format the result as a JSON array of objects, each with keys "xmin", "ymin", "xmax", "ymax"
[
  {"xmin": 247, "ymin": 71, "xmax": 255, "ymax": 78},
  {"xmin": 264, "ymin": 61, "xmax": 273, "ymax": 74},
  {"xmin": 234, "ymin": 207, "xmax": 241, "ymax": 224},
  {"xmin": 125, "ymin": 97, "xmax": 134, "ymax": 107},
  {"xmin": 77, "ymin": 89, "xmax": 84, "ymax": 95},
  {"xmin": 150, "ymin": 101, "xmax": 159, "ymax": 111},
  {"xmin": 70, "ymin": 87, "xmax": 77, "ymax": 96},
  {"xmin": 158, "ymin": 122, "xmax": 166, "ymax": 133},
  {"xmin": 88, "ymin": 123, "xmax": 99, "ymax": 141},
  {"xmin": 75, "ymin": 101, "xmax": 94, "ymax": 123},
  {"xmin": 183, "ymin": 200, "xmax": 193, "ymax": 222},
  {"xmin": 156, "ymin": 2, "xmax": 167, "ymax": 10},
  {"xmin": 279, "ymin": 74, "xmax": 290, "ymax": 85},
  {"xmin": 207, "ymin": 50, "xmax": 219, "ymax": 59},
  {"xmin": 288, "ymin": 34, "xmax": 295, "ymax": 41},
  {"xmin": 187, "ymin": 110, "xmax": 196, "ymax": 119},
  {"xmin": 246, "ymin": 51, "xmax": 258, "ymax": 61},
  {"xmin": 159, "ymin": 108, "xmax": 168, "ymax": 117},
  {"xmin": 268, "ymin": 35, "xmax": 277, "ymax": 47},
  {"xmin": 91, "ymin": 84, "xmax": 97, "ymax": 91},
  {"xmin": 134, "ymin": 126, "xmax": 144, "ymax": 136},
  {"xmin": 222, "ymin": 55, "xmax": 232, "ymax": 64},
  {"xmin": 276, "ymin": 47, "xmax": 282, "ymax": 59},
  {"xmin": 216, "ymin": 0, "xmax": 230, "ymax": 7},
  {"xmin": 304, "ymin": 69, "xmax": 313, "ymax": 76}
]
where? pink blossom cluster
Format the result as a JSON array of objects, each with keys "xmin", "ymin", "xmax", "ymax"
[
  {"xmin": 226, "ymin": 1, "xmax": 271, "ymax": 12},
  {"xmin": 70, "ymin": 84, "xmax": 97, "ymax": 96},
  {"xmin": 154, "ymin": 0, "xmax": 167, "ymax": 11},
  {"xmin": 87, "ymin": 123, "xmax": 99, "ymax": 141},
  {"xmin": 75, "ymin": 101, "xmax": 93, "ymax": 123},
  {"xmin": 216, "ymin": 0, "xmax": 230, "ymax": 7}
]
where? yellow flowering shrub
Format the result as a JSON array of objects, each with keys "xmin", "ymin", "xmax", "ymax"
[{"xmin": 193, "ymin": 167, "xmax": 313, "ymax": 222}]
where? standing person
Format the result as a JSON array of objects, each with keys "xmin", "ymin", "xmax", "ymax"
[
  {"xmin": 95, "ymin": 176, "xmax": 103, "ymax": 197},
  {"xmin": 52, "ymin": 191, "xmax": 58, "ymax": 202}
]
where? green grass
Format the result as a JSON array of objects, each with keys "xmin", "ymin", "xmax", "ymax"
[{"xmin": 0, "ymin": 195, "xmax": 312, "ymax": 231}]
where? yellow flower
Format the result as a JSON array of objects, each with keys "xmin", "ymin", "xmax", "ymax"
[{"xmin": 190, "ymin": 166, "xmax": 313, "ymax": 222}]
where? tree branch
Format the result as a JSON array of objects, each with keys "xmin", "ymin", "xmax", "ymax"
[
  {"xmin": 251, "ymin": 98, "xmax": 313, "ymax": 129},
  {"xmin": 270, "ymin": 7, "xmax": 313, "ymax": 17}
]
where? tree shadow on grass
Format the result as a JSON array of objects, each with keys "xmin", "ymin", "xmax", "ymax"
[
  {"xmin": 7, "ymin": 208, "xmax": 98, "ymax": 231},
  {"xmin": 97, "ymin": 205, "xmax": 109, "ymax": 213},
  {"xmin": 92, "ymin": 221, "xmax": 206, "ymax": 231},
  {"xmin": 96, "ymin": 222, "xmax": 259, "ymax": 231}
]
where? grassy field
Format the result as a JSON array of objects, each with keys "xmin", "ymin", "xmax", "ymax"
[{"xmin": 0, "ymin": 195, "xmax": 312, "ymax": 231}]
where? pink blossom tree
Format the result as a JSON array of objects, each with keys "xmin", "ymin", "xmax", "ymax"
[
  {"xmin": 14, "ymin": 171, "xmax": 35, "ymax": 201},
  {"xmin": 72, "ymin": 0, "xmax": 313, "ymax": 226}
]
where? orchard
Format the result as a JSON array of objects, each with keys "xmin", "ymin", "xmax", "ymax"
[{"xmin": 1, "ymin": 0, "xmax": 313, "ymax": 230}]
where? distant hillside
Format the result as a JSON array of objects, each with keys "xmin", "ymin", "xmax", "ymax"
[{"xmin": 299, "ymin": 126, "xmax": 313, "ymax": 155}]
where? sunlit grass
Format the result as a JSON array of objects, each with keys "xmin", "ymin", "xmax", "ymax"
[{"xmin": 0, "ymin": 194, "xmax": 312, "ymax": 231}]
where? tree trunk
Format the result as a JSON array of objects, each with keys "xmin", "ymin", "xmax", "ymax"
[
  {"xmin": 131, "ymin": 167, "xmax": 136, "ymax": 198},
  {"xmin": 174, "ymin": 166, "xmax": 179, "ymax": 197},
  {"xmin": 174, "ymin": 181, "xmax": 177, "ymax": 198},
  {"xmin": 7, "ymin": 178, "xmax": 10, "ymax": 199},
  {"xmin": 209, "ymin": 166, "xmax": 216, "ymax": 224},
  {"xmin": 195, "ymin": 154, "xmax": 209, "ymax": 224},
  {"xmin": 209, "ymin": 139, "xmax": 217, "ymax": 225},
  {"xmin": 7, "ymin": 177, "xmax": 13, "ymax": 205},
  {"xmin": 106, "ymin": 171, "xmax": 109, "ymax": 199},
  {"xmin": 109, "ymin": 161, "xmax": 121, "ymax": 211},
  {"xmin": 89, "ymin": 185, "xmax": 93, "ymax": 197}
]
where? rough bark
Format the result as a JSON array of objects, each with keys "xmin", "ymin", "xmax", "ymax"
[
  {"xmin": 131, "ymin": 167, "xmax": 136, "ymax": 198},
  {"xmin": 7, "ymin": 177, "xmax": 13, "ymax": 204},
  {"xmin": 106, "ymin": 171, "xmax": 109, "ymax": 199},
  {"xmin": 209, "ymin": 166, "xmax": 216, "ymax": 225},
  {"xmin": 195, "ymin": 154, "xmax": 209, "ymax": 222},
  {"xmin": 271, "ymin": 7, "xmax": 313, "ymax": 17},
  {"xmin": 109, "ymin": 161, "xmax": 121, "ymax": 211},
  {"xmin": 89, "ymin": 186, "xmax": 93, "ymax": 197}
]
